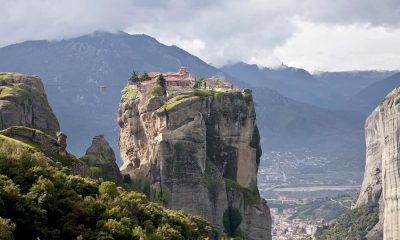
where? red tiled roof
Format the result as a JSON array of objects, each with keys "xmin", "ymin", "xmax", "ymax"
[
  {"xmin": 145, "ymin": 67, "xmax": 194, "ymax": 82},
  {"xmin": 147, "ymin": 72, "xmax": 160, "ymax": 78}
]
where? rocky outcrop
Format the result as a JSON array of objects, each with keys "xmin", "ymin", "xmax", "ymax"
[
  {"xmin": 80, "ymin": 135, "xmax": 122, "ymax": 184},
  {"xmin": 355, "ymin": 86, "xmax": 400, "ymax": 239},
  {"xmin": 0, "ymin": 126, "xmax": 64, "ymax": 159},
  {"xmin": 0, "ymin": 125, "xmax": 92, "ymax": 177},
  {"xmin": 0, "ymin": 72, "xmax": 91, "ymax": 177},
  {"xmin": 0, "ymin": 72, "xmax": 59, "ymax": 134},
  {"xmin": 118, "ymin": 80, "xmax": 271, "ymax": 239}
]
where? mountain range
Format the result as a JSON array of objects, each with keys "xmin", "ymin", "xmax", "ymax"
[
  {"xmin": 0, "ymin": 31, "xmax": 398, "ymax": 177},
  {"xmin": 222, "ymin": 62, "xmax": 397, "ymax": 110},
  {"xmin": 345, "ymin": 72, "xmax": 400, "ymax": 114}
]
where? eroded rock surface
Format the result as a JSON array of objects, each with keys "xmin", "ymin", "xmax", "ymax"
[
  {"xmin": 118, "ymin": 80, "xmax": 271, "ymax": 239},
  {"xmin": 81, "ymin": 135, "xmax": 122, "ymax": 184},
  {"xmin": 0, "ymin": 72, "xmax": 59, "ymax": 133}
]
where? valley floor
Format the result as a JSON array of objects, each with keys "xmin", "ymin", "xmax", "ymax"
[{"xmin": 258, "ymin": 152, "xmax": 360, "ymax": 239}]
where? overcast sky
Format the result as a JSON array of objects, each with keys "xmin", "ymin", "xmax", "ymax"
[{"xmin": 1, "ymin": 0, "xmax": 400, "ymax": 71}]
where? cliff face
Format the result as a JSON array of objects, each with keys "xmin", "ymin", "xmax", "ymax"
[
  {"xmin": 81, "ymin": 135, "xmax": 123, "ymax": 184},
  {"xmin": 0, "ymin": 72, "xmax": 59, "ymax": 133},
  {"xmin": 118, "ymin": 80, "xmax": 271, "ymax": 239},
  {"xmin": 355, "ymin": 86, "xmax": 400, "ymax": 240}
]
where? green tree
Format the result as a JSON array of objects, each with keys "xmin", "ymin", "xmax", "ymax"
[
  {"xmin": 223, "ymin": 207, "xmax": 242, "ymax": 237},
  {"xmin": 128, "ymin": 71, "xmax": 139, "ymax": 84},
  {"xmin": 0, "ymin": 134, "xmax": 216, "ymax": 239},
  {"xmin": 156, "ymin": 74, "xmax": 167, "ymax": 96},
  {"xmin": 140, "ymin": 72, "xmax": 151, "ymax": 81},
  {"xmin": 0, "ymin": 217, "xmax": 15, "ymax": 240},
  {"xmin": 99, "ymin": 181, "xmax": 119, "ymax": 199}
]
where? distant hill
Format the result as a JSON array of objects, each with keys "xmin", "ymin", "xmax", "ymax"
[
  {"xmin": 0, "ymin": 31, "xmax": 222, "ymax": 159},
  {"xmin": 316, "ymin": 71, "xmax": 396, "ymax": 100},
  {"xmin": 222, "ymin": 62, "xmax": 396, "ymax": 110},
  {"xmin": 221, "ymin": 62, "xmax": 340, "ymax": 108},
  {"xmin": 252, "ymin": 87, "xmax": 365, "ymax": 165},
  {"xmin": 345, "ymin": 72, "xmax": 400, "ymax": 114}
]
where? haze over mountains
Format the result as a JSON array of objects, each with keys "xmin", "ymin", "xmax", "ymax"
[
  {"xmin": 345, "ymin": 72, "xmax": 400, "ymax": 114},
  {"xmin": 222, "ymin": 62, "xmax": 397, "ymax": 110},
  {"xmin": 0, "ymin": 31, "xmax": 398, "ymax": 178}
]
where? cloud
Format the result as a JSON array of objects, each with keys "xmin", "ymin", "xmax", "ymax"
[
  {"xmin": 275, "ymin": 21, "xmax": 400, "ymax": 71},
  {"xmin": 1, "ymin": 0, "xmax": 400, "ymax": 70},
  {"xmin": 300, "ymin": 0, "xmax": 400, "ymax": 27}
]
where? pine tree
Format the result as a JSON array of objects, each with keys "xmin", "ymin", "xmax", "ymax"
[
  {"xmin": 156, "ymin": 74, "xmax": 167, "ymax": 96},
  {"xmin": 128, "ymin": 71, "xmax": 139, "ymax": 84},
  {"xmin": 140, "ymin": 72, "xmax": 151, "ymax": 82}
]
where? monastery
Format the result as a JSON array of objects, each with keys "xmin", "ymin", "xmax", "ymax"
[{"xmin": 146, "ymin": 66, "xmax": 195, "ymax": 87}]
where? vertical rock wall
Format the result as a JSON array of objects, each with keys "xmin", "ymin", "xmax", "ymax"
[
  {"xmin": 118, "ymin": 81, "xmax": 271, "ymax": 239},
  {"xmin": 355, "ymin": 86, "xmax": 400, "ymax": 239}
]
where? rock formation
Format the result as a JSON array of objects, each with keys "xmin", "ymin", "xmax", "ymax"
[
  {"xmin": 355, "ymin": 86, "xmax": 400, "ymax": 240},
  {"xmin": 81, "ymin": 135, "xmax": 123, "ymax": 184},
  {"xmin": 0, "ymin": 72, "xmax": 59, "ymax": 133},
  {"xmin": 118, "ymin": 79, "xmax": 271, "ymax": 239},
  {"xmin": 0, "ymin": 72, "xmax": 91, "ymax": 177}
]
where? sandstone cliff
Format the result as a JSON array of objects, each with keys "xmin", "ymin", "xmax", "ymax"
[
  {"xmin": 81, "ymin": 135, "xmax": 123, "ymax": 184},
  {"xmin": 0, "ymin": 72, "xmax": 59, "ymax": 133},
  {"xmin": 118, "ymin": 79, "xmax": 271, "ymax": 239},
  {"xmin": 355, "ymin": 86, "xmax": 400, "ymax": 240}
]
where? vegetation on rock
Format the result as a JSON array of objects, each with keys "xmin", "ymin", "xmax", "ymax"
[
  {"xmin": 128, "ymin": 71, "xmax": 140, "ymax": 84},
  {"xmin": 0, "ymin": 133, "xmax": 216, "ymax": 239},
  {"xmin": 140, "ymin": 72, "xmax": 151, "ymax": 82},
  {"xmin": 316, "ymin": 203, "xmax": 379, "ymax": 240},
  {"xmin": 149, "ymin": 84, "xmax": 164, "ymax": 96},
  {"xmin": 288, "ymin": 195, "xmax": 351, "ymax": 222},
  {"xmin": 163, "ymin": 89, "xmax": 239, "ymax": 112},
  {"xmin": 250, "ymin": 125, "xmax": 262, "ymax": 165},
  {"xmin": 121, "ymin": 84, "xmax": 139, "ymax": 102},
  {"xmin": 225, "ymin": 178, "xmax": 262, "ymax": 205},
  {"xmin": 156, "ymin": 74, "xmax": 167, "ymax": 96},
  {"xmin": 223, "ymin": 207, "xmax": 243, "ymax": 238}
]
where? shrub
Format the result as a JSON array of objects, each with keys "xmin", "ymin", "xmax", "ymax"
[
  {"xmin": 153, "ymin": 189, "xmax": 168, "ymax": 206},
  {"xmin": 99, "ymin": 181, "xmax": 119, "ymax": 198}
]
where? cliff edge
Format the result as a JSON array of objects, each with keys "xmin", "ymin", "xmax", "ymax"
[{"xmin": 118, "ymin": 78, "xmax": 271, "ymax": 239}]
